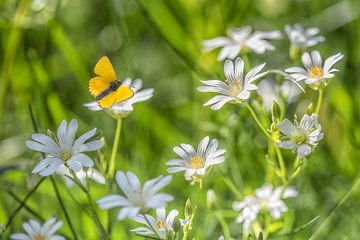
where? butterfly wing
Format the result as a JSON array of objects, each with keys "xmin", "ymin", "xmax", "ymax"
[
  {"xmin": 97, "ymin": 92, "xmax": 117, "ymax": 109},
  {"xmin": 88, "ymin": 76, "xmax": 112, "ymax": 98},
  {"xmin": 115, "ymin": 85, "xmax": 134, "ymax": 103},
  {"xmin": 94, "ymin": 56, "xmax": 117, "ymax": 81}
]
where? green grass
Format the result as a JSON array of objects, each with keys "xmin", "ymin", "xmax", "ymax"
[{"xmin": 1, "ymin": 0, "xmax": 360, "ymax": 239}]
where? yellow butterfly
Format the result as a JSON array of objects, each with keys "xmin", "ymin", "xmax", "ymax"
[{"xmin": 88, "ymin": 56, "xmax": 134, "ymax": 109}]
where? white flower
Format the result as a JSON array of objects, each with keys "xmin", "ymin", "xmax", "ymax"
[
  {"xmin": 166, "ymin": 136, "xmax": 225, "ymax": 181},
  {"xmin": 285, "ymin": 23, "xmax": 325, "ymax": 50},
  {"xmin": 57, "ymin": 165, "xmax": 105, "ymax": 187},
  {"xmin": 233, "ymin": 184, "xmax": 297, "ymax": 231},
  {"xmin": 285, "ymin": 50, "xmax": 343, "ymax": 89},
  {"xmin": 198, "ymin": 57, "xmax": 267, "ymax": 110},
  {"xmin": 11, "ymin": 218, "xmax": 64, "ymax": 240},
  {"xmin": 277, "ymin": 113, "xmax": 324, "ymax": 158},
  {"xmin": 84, "ymin": 78, "xmax": 154, "ymax": 117},
  {"xmin": 97, "ymin": 171, "xmax": 173, "ymax": 220},
  {"xmin": 203, "ymin": 26, "xmax": 281, "ymax": 61},
  {"xmin": 26, "ymin": 119, "xmax": 103, "ymax": 176},
  {"xmin": 131, "ymin": 207, "xmax": 179, "ymax": 239},
  {"xmin": 257, "ymin": 78, "xmax": 302, "ymax": 111}
]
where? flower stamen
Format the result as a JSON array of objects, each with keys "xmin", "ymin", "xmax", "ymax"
[
  {"xmin": 191, "ymin": 156, "xmax": 204, "ymax": 169},
  {"xmin": 155, "ymin": 220, "xmax": 166, "ymax": 229},
  {"xmin": 34, "ymin": 234, "xmax": 45, "ymax": 240},
  {"xmin": 309, "ymin": 66, "xmax": 323, "ymax": 78}
]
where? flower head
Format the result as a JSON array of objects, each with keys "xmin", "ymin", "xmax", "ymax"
[
  {"xmin": 57, "ymin": 165, "xmax": 105, "ymax": 187},
  {"xmin": 166, "ymin": 136, "xmax": 225, "ymax": 182},
  {"xmin": 198, "ymin": 57, "xmax": 267, "ymax": 110},
  {"xmin": 11, "ymin": 218, "xmax": 64, "ymax": 240},
  {"xmin": 131, "ymin": 207, "xmax": 179, "ymax": 239},
  {"xmin": 203, "ymin": 26, "xmax": 281, "ymax": 61},
  {"xmin": 285, "ymin": 51, "xmax": 343, "ymax": 89},
  {"xmin": 233, "ymin": 184, "xmax": 297, "ymax": 232},
  {"xmin": 277, "ymin": 113, "xmax": 324, "ymax": 158},
  {"xmin": 97, "ymin": 171, "xmax": 173, "ymax": 220},
  {"xmin": 84, "ymin": 78, "xmax": 154, "ymax": 117},
  {"xmin": 285, "ymin": 23, "xmax": 324, "ymax": 50},
  {"xmin": 26, "ymin": 119, "xmax": 103, "ymax": 176}
]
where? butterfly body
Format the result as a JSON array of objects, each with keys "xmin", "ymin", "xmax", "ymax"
[
  {"xmin": 95, "ymin": 80, "xmax": 122, "ymax": 101},
  {"xmin": 88, "ymin": 56, "xmax": 134, "ymax": 109}
]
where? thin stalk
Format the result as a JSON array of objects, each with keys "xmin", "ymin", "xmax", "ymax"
[
  {"xmin": 50, "ymin": 177, "xmax": 78, "ymax": 240},
  {"xmin": 244, "ymin": 102, "xmax": 272, "ymax": 140},
  {"xmin": 69, "ymin": 171, "xmax": 108, "ymax": 239},
  {"xmin": 315, "ymin": 88, "xmax": 324, "ymax": 114},
  {"xmin": 0, "ymin": 177, "xmax": 45, "ymax": 238},
  {"xmin": 214, "ymin": 211, "xmax": 231, "ymax": 240},
  {"xmin": 244, "ymin": 102, "xmax": 287, "ymax": 183},
  {"xmin": 108, "ymin": 116, "xmax": 122, "ymax": 178},
  {"xmin": 275, "ymin": 147, "xmax": 287, "ymax": 184}
]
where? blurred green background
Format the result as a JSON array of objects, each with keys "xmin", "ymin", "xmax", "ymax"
[{"xmin": 0, "ymin": 0, "xmax": 360, "ymax": 239}]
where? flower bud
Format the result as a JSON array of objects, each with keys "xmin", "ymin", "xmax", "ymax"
[
  {"xmin": 184, "ymin": 198, "xmax": 193, "ymax": 218},
  {"xmin": 271, "ymin": 101, "xmax": 281, "ymax": 123},
  {"xmin": 173, "ymin": 217, "xmax": 181, "ymax": 233},
  {"xmin": 206, "ymin": 189, "xmax": 218, "ymax": 210}
]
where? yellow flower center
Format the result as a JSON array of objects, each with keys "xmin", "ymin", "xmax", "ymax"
[
  {"xmin": 62, "ymin": 151, "xmax": 71, "ymax": 161},
  {"xmin": 293, "ymin": 134, "xmax": 306, "ymax": 144},
  {"xmin": 309, "ymin": 66, "xmax": 323, "ymax": 78},
  {"xmin": 191, "ymin": 156, "xmax": 204, "ymax": 169},
  {"xmin": 156, "ymin": 220, "xmax": 166, "ymax": 229},
  {"xmin": 34, "ymin": 234, "xmax": 45, "ymax": 240}
]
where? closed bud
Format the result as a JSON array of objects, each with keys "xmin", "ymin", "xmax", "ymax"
[
  {"xmin": 185, "ymin": 198, "xmax": 193, "ymax": 218},
  {"xmin": 206, "ymin": 189, "xmax": 218, "ymax": 210},
  {"xmin": 173, "ymin": 217, "xmax": 181, "ymax": 233},
  {"xmin": 307, "ymin": 103, "xmax": 314, "ymax": 115},
  {"xmin": 271, "ymin": 101, "xmax": 281, "ymax": 123}
]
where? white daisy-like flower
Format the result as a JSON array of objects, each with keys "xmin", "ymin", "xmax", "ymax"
[
  {"xmin": 285, "ymin": 23, "xmax": 325, "ymax": 50},
  {"xmin": 166, "ymin": 136, "xmax": 225, "ymax": 182},
  {"xmin": 97, "ymin": 171, "xmax": 173, "ymax": 220},
  {"xmin": 257, "ymin": 78, "xmax": 301, "ymax": 112},
  {"xmin": 233, "ymin": 184, "xmax": 297, "ymax": 232},
  {"xmin": 11, "ymin": 218, "xmax": 64, "ymax": 240},
  {"xmin": 277, "ymin": 113, "xmax": 324, "ymax": 158},
  {"xmin": 203, "ymin": 26, "xmax": 281, "ymax": 61},
  {"xmin": 131, "ymin": 207, "xmax": 179, "ymax": 239},
  {"xmin": 57, "ymin": 165, "xmax": 105, "ymax": 187},
  {"xmin": 285, "ymin": 50, "xmax": 344, "ymax": 89},
  {"xmin": 84, "ymin": 78, "xmax": 154, "ymax": 117},
  {"xmin": 198, "ymin": 57, "xmax": 267, "ymax": 110},
  {"xmin": 26, "ymin": 119, "xmax": 103, "ymax": 176}
]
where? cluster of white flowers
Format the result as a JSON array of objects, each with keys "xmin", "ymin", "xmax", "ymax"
[
  {"xmin": 203, "ymin": 26, "xmax": 281, "ymax": 61},
  {"xmin": 12, "ymin": 21, "xmax": 344, "ymax": 240},
  {"xmin": 233, "ymin": 184, "xmax": 298, "ymax": 233}
]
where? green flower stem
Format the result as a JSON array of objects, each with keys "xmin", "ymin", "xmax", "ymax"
[
  {"xmin": 244, "ymin": 102, "xmax": 272, "ymax": 140},
  {"xmin": 315, "ymin": 88, "xmax": 324, "ymax": 114},
  {"xmin": 69, "ymin": 171, "xmax": 108, "ymax": 239},
  {"xmin": 275, "ymin": 147, "xmax": 287, "ymax": 184},
  {"xmin": 50, "ymin": 177, "xmax": 78, "ymax": 240},
  {"xmin": 182, "ymin": 179, "xmax": 203, "ymax": 240},
  {"xmin": 143, "ymin": 214, "xmax": 162, "ymax": 239},
  {"xmin": 214, "ymin": 211, "xmax": 231, "ymax": 240},
  {"xmin": 0, "ymin": 177, "xmax": 45, "ymax": 238},
  {"xmin": 108, "ymin": 116, "xmax": 122, "ymax": 178},
  {"xmin": 244, "ymin": 102, "xmax": 287, "ymax": 183},
  {"xmin": 86, "ymin": 190, "xmax": 109, "ymax": 239}
]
